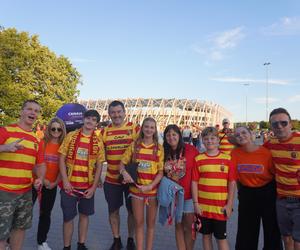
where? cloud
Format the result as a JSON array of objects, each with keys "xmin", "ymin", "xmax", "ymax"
[
  {"xmin": 289, "ymin": 95, "xmax": 300, "ymax": 103},
  {"xmin": 254, "ymin": 97, "xmax": 279, "ymax": 104},
  {"xmin": 192, "ymin": 26, "xmax": 245, "ymax": 62},
  {"xmin": 211, "ymin": 27, "xmax": 245, "ymax": 49},
  {"xmin": 261, "ymin": 16, "xmax": 300, "ymax": 36},
  {"xmin": 71, "ymin": 57, "xmax": 96, "ymax": 63},
  {"xmin": 210, "ymin": 77, "xmax": 290, "ymax": 85}
]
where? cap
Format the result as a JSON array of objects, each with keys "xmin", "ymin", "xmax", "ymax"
[{"xmin": 222, "ymin": 118, "xmax": 230, "ymax": 124}]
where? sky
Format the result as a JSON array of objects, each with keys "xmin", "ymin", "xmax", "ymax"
[{"xmin": 2, "ymin": 0, "xmax": 300, "ymax": 122}]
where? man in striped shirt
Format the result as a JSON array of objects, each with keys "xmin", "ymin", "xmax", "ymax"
[
  {"xmin": 219, "ymin": 118, "xmax": 234, "ymax": 154},
  {"xmin": 265, "ymin": 108, "xmax": 300, "ymax": 250},
  {"xmin": 0, "ymin": 100, "xmax": 45, "ymax": 250},
  {"xmin": 102, "ymin": 101, "xmax": 139, "ymax": 250}
]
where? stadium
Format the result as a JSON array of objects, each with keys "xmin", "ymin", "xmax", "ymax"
[{"xmin": 79, "ymin": 98, "xmax": 232, "ymax": 128}]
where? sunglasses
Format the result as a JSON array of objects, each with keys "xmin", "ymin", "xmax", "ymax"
[
  {"xmin": 51, "ymin": 127, "xmax": 62, "ymax": 132},
  {"xmin": 271, "ymin": 120, "xmax": 289, "ymax": 129}
]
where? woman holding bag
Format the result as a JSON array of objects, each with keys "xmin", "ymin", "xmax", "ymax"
[
  {"xmin": 120, "ymin": 117, "xmax": 164, "ymax": 250},
  {"xmin": 163, "ymin": 124, "xmax": 199, "ymax": 250}
]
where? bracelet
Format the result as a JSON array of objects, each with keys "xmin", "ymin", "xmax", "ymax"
[{"xmin": 193, "ymin": 201, "xmax": 198, "ymax": 204}]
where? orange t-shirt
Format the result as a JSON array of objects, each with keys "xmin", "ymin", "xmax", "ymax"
[
  {"xmin": 44, "ymin": 142, "xmax": 60, "ymax": 182},
  {"xmin": 231, "ymin": 146, "xmax": 274, "ymax": 187}
]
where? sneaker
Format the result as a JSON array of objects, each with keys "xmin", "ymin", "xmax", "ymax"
[
  {"xmin": 126, "ymin": 237, "xmax": 136, "ymax": 250},
  {"xmin": 38, "ymin": 242, "xmax": 52, "ymax": 250},
  {"xmin": 109, "ymin": 237, "xmax": 123, "ymax": 250},
  {"xmin": 77, "ymin": 242, "xmax": 88, "ymax": 250}
]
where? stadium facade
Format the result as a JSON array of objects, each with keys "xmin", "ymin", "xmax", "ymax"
[{"xmin": 79, "ymin": 98, "xmax": 232, "ymax": 128}]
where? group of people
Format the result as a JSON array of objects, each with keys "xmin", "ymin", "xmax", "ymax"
[{"xmin": 0, "ymin": 99, "xmax": 300, "ymax": 250}]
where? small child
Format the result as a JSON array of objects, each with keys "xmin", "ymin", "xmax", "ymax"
[{"xmin": 192, "ymin": 126, "xmax": 236, "ymax": 250}]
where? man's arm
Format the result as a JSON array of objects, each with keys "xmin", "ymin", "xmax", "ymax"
[
  {"xmin": 33, "ymin": 162, "xmax": 46, "ymax": 190},
  {"xmin": 0, "ymin": 139, "xmax": 24, "ymax": 152}
]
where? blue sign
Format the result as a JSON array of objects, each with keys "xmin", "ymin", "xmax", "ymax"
[{"xmin": 56, "ymin": 103, "xmax": 87, "ymax": 132}]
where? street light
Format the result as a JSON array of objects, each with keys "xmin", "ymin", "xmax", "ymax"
[
  {"xmin": 263, "ymin": 62, "xmax": 271, "ymax": 121},
  {"xmin": 243, "ymin": 83, "xmax": 250, "ymax": 125}
]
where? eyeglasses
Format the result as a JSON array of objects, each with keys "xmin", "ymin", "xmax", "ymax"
[
  {"xmin": 51, "ymin": 127, "xmax": 62, "ymax": 132},
  {"xmin": 271, "ymin": 121, "xmax": 289, "ymax": 129}
]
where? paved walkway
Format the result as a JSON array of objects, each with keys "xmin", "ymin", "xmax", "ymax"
[{"xmin": 23, "ymin": 170, "xmax": 263, "ymax": 250}]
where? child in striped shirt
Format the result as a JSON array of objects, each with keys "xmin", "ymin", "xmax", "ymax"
[{"xmin": 192, "ymin": 126, "xmax": 236, "ymax": 250}]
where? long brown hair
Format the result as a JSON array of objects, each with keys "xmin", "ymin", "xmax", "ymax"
[{"xmin": 44, "ymin": 117, "xmax": 66, "ymax": 145}]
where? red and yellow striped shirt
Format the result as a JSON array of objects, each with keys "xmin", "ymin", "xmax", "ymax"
[
  {"xmin": 0, "ymin": 124, "xmax": 44, "ymax": 194},
  {"xmin": 264, "ymin": 132, "xmax": 300, "ymax": 198},
  {"xmin": 193, "ymin": 152, "xmax": 236, "ymax": 221},
  {"xmin": 101, "ymin": 122, "xmax": 139, "ymax": 184},
  {"xmin": 219, "ymin": 131, "xmax": 234, "ymax": 154},
  {"xmin": 121, "ymin": 142, "xmax": 164, "ymax": 197},
  {"xmin": 59, "ymin": 132, "xmax": 105, "ymax": 189}
]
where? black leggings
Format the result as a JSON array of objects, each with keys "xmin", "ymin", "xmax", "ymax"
[{"xmin": 32, "ymin": 186, "xmax": 57, "ymax": 245}]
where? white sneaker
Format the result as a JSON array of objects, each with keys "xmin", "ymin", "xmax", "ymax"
[{"xmin": 37, "ymin": 242, "xmax": 52, "ymax": 250}]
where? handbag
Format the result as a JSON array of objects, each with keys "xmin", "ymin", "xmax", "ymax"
[
  {"xmin": 119, "ymin": 162, "xmax": 139, "ymax": 184},
  {"xmin": 119, "ymin": 142, "xmax": 140, "ymax": 184}
]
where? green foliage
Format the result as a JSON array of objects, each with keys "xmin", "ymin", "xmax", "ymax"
[
  {"xmin": 259, "ymin": 121, "xmax": 269, "ymax": 130},
  {"xmin": 291, "ymin": 120, "xmax": 300, "ymax": 131},
  {"xmin": 0, "ymin": 28, "xmax": 81, "ymax": 125}
]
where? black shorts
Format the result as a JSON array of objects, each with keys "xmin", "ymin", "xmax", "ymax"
[
  {"xmin": 200, "ymin": 217, "xmax": 227, "ymax": 240},
  {"xmin": 103, "ymin": 182, "xmax": 132, "ymax": 214}
]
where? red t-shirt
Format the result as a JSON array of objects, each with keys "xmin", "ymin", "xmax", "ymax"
[
  {"xmin": 180, "ymin": 144, "xmax": 199, "ymax": 200},
  {"xmin": 164, "ymin": 144, "xmax": 199, "ymax": 200}
]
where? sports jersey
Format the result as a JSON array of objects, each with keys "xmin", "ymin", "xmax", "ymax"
[
  {"xmin": 101, "ymin": 122, "xmax": 139, "ymax": 185},
  {"xmin": 219, "ymin": 130, "xmax": 234, "ymax": 154},
  {"xmin": 121, "ymin": 142, "xmax": 164, "ymax": 197},
  {"xmin": 192, "ymin": 152, "xmax": 236, "ymax": 221},
  {"xmin": 0, "ymin": 124, "xmax": 44, "ymax": 194},
  {"xmin": 59, "ymin": 130, "xmax": 105, "ymax": 189},
  {"xmin": 231, "ymin": 146, "xmax": 274, "ymax": 187},
  {"xmin": 44, "ymin": 142, "xmax": 60, "ymax": 183},
  {"xmin": 264, "ymin": 132, "xmax": 300, "ymax": 198}
]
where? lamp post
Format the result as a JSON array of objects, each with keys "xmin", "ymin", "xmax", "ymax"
[
  {"xmin": 263, "ymin": 62, "xmax": 271, "ymax": 121},
  {"xmin": 243, "ymin": 83, "xmax": 250, "ymax": 125}
]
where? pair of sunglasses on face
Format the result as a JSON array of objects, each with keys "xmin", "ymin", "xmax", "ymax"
[
  {"xmin": 271, "ymin": 120, "xmax": 289, "ymax": 129},
  {"xmin": 51, "ymin": 127, "xmax": 62, "ymax": 132}
]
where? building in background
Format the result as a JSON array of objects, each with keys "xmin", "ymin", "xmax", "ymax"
[{"xmin": 79, "ymin": 98, "xmax": 232, "ymax": 128}]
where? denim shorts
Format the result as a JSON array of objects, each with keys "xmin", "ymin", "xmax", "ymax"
[
  {"xmin": 276, "ymin": 198, "xmax": 300, "ymax": 242},
  {"xmin": 183, "ymin": 199, "xmax": 194, "ymax": 213},
  {"xmin": 60, "ymin": 189, "xmax": 94, "ymax": 222}
]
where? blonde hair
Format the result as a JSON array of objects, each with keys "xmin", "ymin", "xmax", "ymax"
[
  {"xmin": 44, "ymin": 117, "xmax": 66, "ymax": 145},
  {"xmin": 136, "ymin": 117, "xmax": 159, "ymax": 146}
]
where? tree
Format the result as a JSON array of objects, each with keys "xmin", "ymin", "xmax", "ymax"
[
  {"xmin": 259, "ymin": 121, "xmax": 269, "ymax": 130},
  {"xmin": 0, "ymin": 28, "xmax": 81, "ymax": 125}
]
